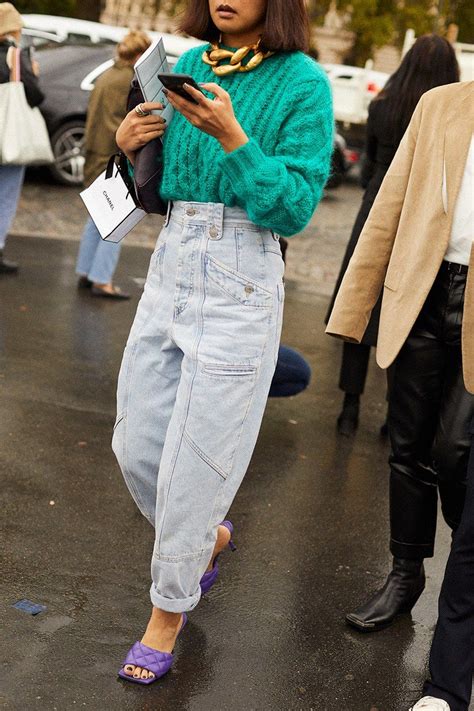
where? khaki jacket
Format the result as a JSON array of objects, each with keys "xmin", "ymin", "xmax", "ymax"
[
  {"xmin": 326, "ymin": 82, "xmax": 474, "ymax": 393},
  {"xmin": 83, "ymin": 60, "xmax": 134, "ymax": 187}
]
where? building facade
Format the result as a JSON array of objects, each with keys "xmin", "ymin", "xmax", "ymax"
[{"xmin": 100, "ymin": 0, "xmax": 402, "ymax": 71}]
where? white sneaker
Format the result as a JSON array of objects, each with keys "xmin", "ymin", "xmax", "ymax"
[{"xmin": 410, "ymin": 697, "xmax": 450, "ymax": 711}]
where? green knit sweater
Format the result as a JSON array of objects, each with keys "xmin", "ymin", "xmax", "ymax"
[{"xmin": 160, "ymin": 45, "xmax": 334, "ymax": 237}]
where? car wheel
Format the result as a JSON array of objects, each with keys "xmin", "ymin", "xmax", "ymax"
[
  {"xmin": 325, "ymin": 148, "xmax": 345, "ymax": 189},
  {"xmin": 48, "ymin": 120, "xmax": 86, "ymax": 186}
]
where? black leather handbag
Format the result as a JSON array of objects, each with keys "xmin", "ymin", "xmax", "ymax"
[{"xmin": 121, "ymin": 78, "xmax": 167, "ymax": 216}]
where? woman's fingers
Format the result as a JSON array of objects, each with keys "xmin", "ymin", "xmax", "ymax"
[
  {"xmin": 140, "ymin": 123, "xmax": 166, "ymax": 134},
  {"xmin": 138, "ymin": 114, "xmax": 166, "ymax": 126},
  {"xmin": 139, "ymin": 101, "xmax": 164, "ymax": 113},
  {"xmin": 166, "ymin": 89, "xmax": 200, "ymax": 115},
  {"xmin": 182, "ymin": 83, "xmax": 209, "ymax": 106},
  {"xmin": 199, "ymin": 83, "xmax": 229, "ymax": 101},
  {"xmin": 139, "ymin": 129, "xmax": 166, "ymax": 142}
]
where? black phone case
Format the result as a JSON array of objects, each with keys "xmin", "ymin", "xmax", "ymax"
[{"xmin": 158, "ymin": 73, "xmax": 203, "ymax": 104}]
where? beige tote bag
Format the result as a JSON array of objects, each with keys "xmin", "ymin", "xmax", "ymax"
[{"xmin": 0, "ymin": 47, "xmax": 54, "ymax": 166}]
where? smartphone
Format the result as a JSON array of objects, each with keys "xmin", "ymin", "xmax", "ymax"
[{"xmin": 157, "ymin": 73, "xmax": 205, "ymax": 105}]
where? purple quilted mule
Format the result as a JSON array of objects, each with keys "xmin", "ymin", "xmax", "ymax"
[
  {"xmin": 118, "ymin": 614, "xmax": 187, "ymax": 685},
  {"xmin": 200, "ymin": 520, "xmax": 237, "ymax": 595}
]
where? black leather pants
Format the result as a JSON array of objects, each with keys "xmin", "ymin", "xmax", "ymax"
[{"xmin": 388, "ymin": 262, "xmax": 474, "ymax": 559}]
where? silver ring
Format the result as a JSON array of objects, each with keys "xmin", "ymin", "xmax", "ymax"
[{"xmin": 135, "ymin": 103, "xmax": 149, "ymax": 117}]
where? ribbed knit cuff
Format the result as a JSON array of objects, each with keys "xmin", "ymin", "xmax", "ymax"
[{"xmin": 220, "ymin": 139, "xmax": 266, "ymax": 189}]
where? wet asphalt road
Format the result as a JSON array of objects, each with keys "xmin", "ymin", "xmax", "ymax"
[{"xmin": 0, "ymin": 201, "xmax": 462, "ymax": 710}]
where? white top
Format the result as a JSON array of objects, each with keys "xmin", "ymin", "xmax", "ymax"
[{"xmin": 444, "ymin": 135, "xmax": 474, "ymax": 266}]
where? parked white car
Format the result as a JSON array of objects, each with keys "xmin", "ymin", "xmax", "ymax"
[
  {"xmin": 22, "ymin": 14, "xmax": 203, "ymax": 60},
  {"xmin": 20, "ymin": 16, "xmax": 202, "ymax": 186},
  {"xmin": 323, "ymin": 62, "xmax": 389, "ymax": 126}
]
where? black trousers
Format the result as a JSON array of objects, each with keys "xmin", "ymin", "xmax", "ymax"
[
  {"xmin": 423, "ymin": 417, "xmax": 474, "ymax": 711},
  {"xmin": 388, "ymin": 263, "xmax": 474, "ymax": 559},
  {"xmin": 339, "ymin": 341, "xmax": 371, "ymax": 395}
]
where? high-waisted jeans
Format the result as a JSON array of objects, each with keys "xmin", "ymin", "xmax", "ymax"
[{"xmin": 112, "ymin": 201, "xmax": 285, "ymax": 612}]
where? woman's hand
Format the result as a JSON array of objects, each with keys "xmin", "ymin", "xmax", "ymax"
[
  {"xmin": 166, "ymin": 83, "xmax": 249, "ymax": 153},
  {"xmin": 116, "ymin": 102, "xmax": 167, "ymax": 163}
]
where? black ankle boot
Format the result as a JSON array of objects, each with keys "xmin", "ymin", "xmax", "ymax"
[
  {"xmin": 337, "ymin": 393, "xmax": 360, "ymax": 436},
  {"xmin": 345, "ymin": 557, "xmax": 425, "ymax": 632},
  {"xmin": 0, "ymin": 250, "xmax": 18, "ymax": 274}
]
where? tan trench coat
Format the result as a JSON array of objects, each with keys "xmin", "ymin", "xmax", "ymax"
[{"xmin": 326, "ymin": 81, "xmax": 474, "ymax": 393}]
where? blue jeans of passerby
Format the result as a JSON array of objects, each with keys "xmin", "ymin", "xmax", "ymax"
[
  {"xmin": 112, "ymin": 201, "xmax": 285, "ymax": 613},
  {"xmin": 75, "ymin": 217, "xmax": 122, "ymax": 284},
  {"xmin": 269, "ymin": 345, "xmax": 311, "ymax": 397},
  {"xmin": 0, "ymin": 165, "xmax": 25, "ymax": 250}
]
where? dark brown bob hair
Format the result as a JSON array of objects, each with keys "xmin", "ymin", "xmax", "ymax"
[{"xmin": 179, "ymin": 0, "xmax": 310, "ymax": 53}]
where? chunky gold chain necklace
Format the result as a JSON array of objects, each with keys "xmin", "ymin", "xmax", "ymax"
[{"xmin": 202, "ymin": 39, "xmax": 274, "ymax": 76}]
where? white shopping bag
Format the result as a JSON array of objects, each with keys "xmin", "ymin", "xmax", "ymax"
[{"xmin": 80, "ymin": 156, "xmax": 146, "ymax": 243}]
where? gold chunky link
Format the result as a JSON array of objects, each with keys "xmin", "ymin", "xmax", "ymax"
[{"xmin": 202, "ymin": 40, "xmax": 274, "ymax": 76}]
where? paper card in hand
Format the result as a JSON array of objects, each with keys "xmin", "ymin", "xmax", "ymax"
[{"xmin": 134, "ymin": 38, "xmax": 174, "ymax": 124}]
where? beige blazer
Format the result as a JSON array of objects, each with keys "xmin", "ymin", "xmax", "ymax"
[{"xmin": 326, "ymin": 81, "xmax": 474, "ymax": 393}]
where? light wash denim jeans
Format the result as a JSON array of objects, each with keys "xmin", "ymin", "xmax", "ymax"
[
  {"xmin": 0, "ymin": 165, "xmax": 25, "ymax": 250},
  {"xmin": 112, "ymin": 201, "xmax": 285, "ymax": 612},
  {"xmin": 75, "ymin": 217, "xmax": 122, "ymax": 284}
]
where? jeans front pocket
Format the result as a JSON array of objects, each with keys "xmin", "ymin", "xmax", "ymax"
[
  {"xmin": 205, "ymin": 255, "xmax": 273, "ymax": 309},
  {"xmin": 201, "ymin": 363, "xmax": 257, "ymax": 378},
  {"xmin": 201, "ymin": 255, "xmax": 273, "ymax": 368},
  {"xmin": 183, "ymin": 358, "xmax": 259, "ymax": 479}
]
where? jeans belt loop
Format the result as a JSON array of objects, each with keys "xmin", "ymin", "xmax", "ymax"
[
  {"xmin": 208, "ymin": 203, "xmax": 224, "ymax": 241},
  {"xmin": 445, "ymin": 260, "xmax": 468, "ymax": 276}
]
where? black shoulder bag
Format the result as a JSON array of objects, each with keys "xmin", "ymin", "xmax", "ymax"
[{"xmin": 119, "ymin": 78, "xmax": 167, "ymax": 216}]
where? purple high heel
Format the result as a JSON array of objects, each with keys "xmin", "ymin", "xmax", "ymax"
[
  {"xmin": 118, "ymin": 613, "xmax": 187, "ymax": 685},
  {"xmin": 200, "ymin": 520, "xmax": 237, "ymax": 595}
]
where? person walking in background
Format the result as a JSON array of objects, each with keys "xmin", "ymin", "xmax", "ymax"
[
  {"xmin": 0, "ymin": 2, "xmax": 44, "ymax": 275},
  {"xmin": 326, "ymin": 35, "xmax": 460, "ymax": 436},
  {"xmin": 75, "ymin": 30, "xmax": 151, "ymax": 300},
  {"xmin": 113, "ymin": 0, "xmax": 333, "ymax": 685},
  {"xmin": 327, "ymin": 80, "xmax": 473, "ymax": 633}
]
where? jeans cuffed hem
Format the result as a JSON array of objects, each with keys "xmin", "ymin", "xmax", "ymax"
[
  {"xmin": 149, "ymin": 583, "xmax": 201, "ymax": 613},
  {"xmin": 390, "ymin": 539, "xmax": 433, "ymax": 559}
]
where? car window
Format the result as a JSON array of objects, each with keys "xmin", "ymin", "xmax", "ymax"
[
  {"xmin": 21, "ymin": 29, "xmax": 63, "ymax": 49},
  {"xmin": 66, "ymin": 32, "xmax": 115, "ymax": 45}
]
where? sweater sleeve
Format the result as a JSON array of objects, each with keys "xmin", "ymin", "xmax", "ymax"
[{"xmin": 219, "ymin": 75, "xmax": 333, "ymax": 237}]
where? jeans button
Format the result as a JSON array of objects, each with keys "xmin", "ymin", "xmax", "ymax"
[
  {"xmin": 209, "ymin": 225, "xmax": 219, "ymax": 239},
  {"xmin": 244, "ymin": 285, "xmax": 254, "ymax": 295},
  {"xmin": 186, "ymin": 207, "xmax": 196, "ymax": 216}
]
